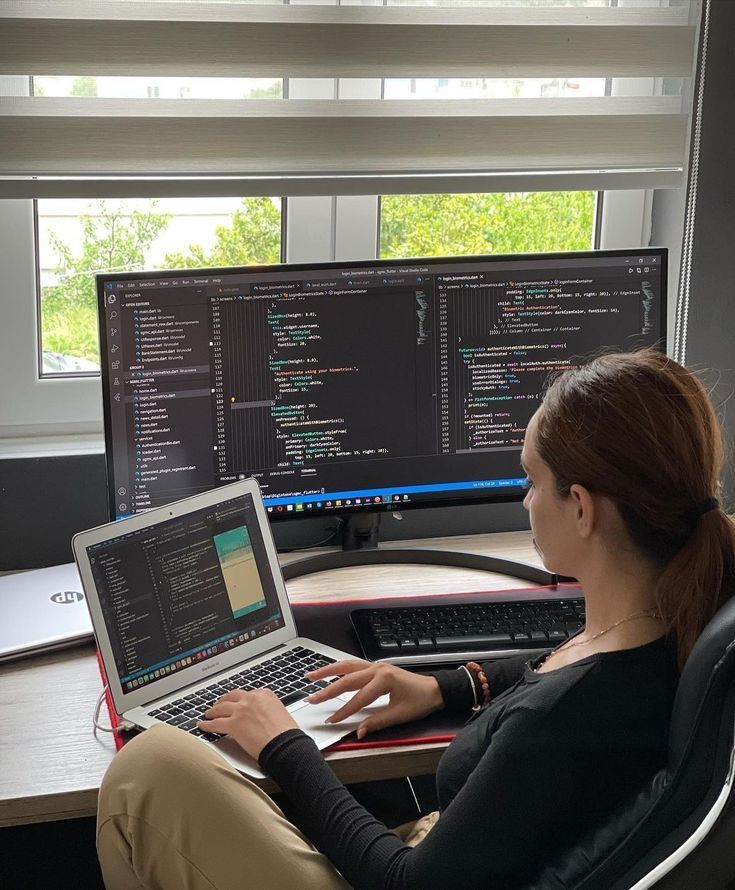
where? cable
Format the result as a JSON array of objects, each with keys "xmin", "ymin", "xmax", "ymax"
[
  {"xmin": 405, "ymin": 777, "xmax": 423, "ymax": 817},
  {"xmin": 93, "ymin": 685, "xmax": 134, "ymax": 736}
]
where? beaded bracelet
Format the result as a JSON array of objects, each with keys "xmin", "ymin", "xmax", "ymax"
[{"xmin": 466, "ymin": 661, "xmax": 491, "ymax": 711}]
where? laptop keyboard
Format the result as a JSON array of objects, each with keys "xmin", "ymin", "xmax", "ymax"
[{"xmin": 147, "ymin": 646, "xmax": 337, "ymax": 741}]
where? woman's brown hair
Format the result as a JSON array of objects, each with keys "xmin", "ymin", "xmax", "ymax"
[{"xmin": 536, "ymin": 349, "xmax": 735, "ymax": 669}]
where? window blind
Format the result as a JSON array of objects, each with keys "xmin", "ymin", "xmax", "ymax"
[{"xmin": 0, "ymin": 1, "xmax": 698, "ymax": 198}]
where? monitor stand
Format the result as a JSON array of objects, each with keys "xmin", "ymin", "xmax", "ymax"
[{"xmin": 281, "ymin": 512, "xmax": 562, "ymax": 586}]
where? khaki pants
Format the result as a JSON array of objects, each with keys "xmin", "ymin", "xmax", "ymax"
[{"xmin": 97, "ymin": 724, "xmax": 438, "ymax": 890}]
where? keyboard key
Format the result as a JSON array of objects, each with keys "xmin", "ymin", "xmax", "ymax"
[
  {"xmin": 434, "ymin": 632, "xmax": 515, "ymax": 650},
  {"xmin": 190, "ymin": 728, "xmax": 221, "ymax": 742},
  {"xmin": 280, "ymin": 690, "xmax": 309, "ymax": 707},
  {"xmin": 548, "ymin": 625, "xmax": 568, "ymax": 642}
]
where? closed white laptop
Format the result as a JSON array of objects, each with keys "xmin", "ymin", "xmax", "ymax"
[
  {"xmin": 73, "ymin": 479, "xmax": 383, "ymax": 778},
  {"xmin": 0, "ymin": 563, "xmax": 93, "ymax": 663}
]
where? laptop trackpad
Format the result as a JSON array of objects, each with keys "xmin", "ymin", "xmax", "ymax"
[{"xmin": 290, "ymin": 693, "xmax": 390, "ymax": 744}]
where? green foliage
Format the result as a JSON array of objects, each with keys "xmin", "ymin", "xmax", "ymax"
[
  {"xmin": 380, "ymin": 191, "xmax": 595, "ymax": 259},
  {"xmin": 42, "ymin": 302, "xmax": 100, "ymax": 366},
  {"xmin": 41, "ymin": 202, "xmax": 170, "ymax": 362},
  {"xmin": 70, "ymin": 76, "xmax": 98, "ymax": 97},
  {"xmin": 244, "ymin": 81, "xmax": 283, "ymax": 99},
  {"xmin": 164, "ymin": 198, "xmax": 281, "ymax": 269}
]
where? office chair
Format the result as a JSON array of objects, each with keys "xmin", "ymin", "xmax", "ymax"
[{"xmin": 526, "ymin": 595, "xmax": 735, "ymax": 890}]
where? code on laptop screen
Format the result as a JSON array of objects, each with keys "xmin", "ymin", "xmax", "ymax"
[{"xmin": 87, "ymin": 494, "xmax": 285, "ymax": 692}]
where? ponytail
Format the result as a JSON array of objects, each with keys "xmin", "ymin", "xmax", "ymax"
[{"xmin": 655, "ymin": 509, "xmax": 735, "ymax": 669}]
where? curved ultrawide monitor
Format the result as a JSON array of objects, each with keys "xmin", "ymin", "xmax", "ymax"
[{"xmin": 98, "ymin": 249, "xmax": 667, "ymax": 522}]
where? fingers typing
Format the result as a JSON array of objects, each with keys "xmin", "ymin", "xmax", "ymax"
[
  {"xmin": 307, "ymin": 667, "xmax": 374, "ymax": 703},
  {"xmin": 306, "ymin": 659, "xmax": 368, "ymax": 680}
]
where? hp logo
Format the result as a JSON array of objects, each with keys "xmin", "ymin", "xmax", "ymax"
[{"xmin": 50, "ymin": 591, "xmax": 84, "ymax": 605}]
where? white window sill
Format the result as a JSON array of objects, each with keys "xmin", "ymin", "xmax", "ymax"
[{"xmin": 0, "ymin": 434, "xmax": 104, "ymax": 459}]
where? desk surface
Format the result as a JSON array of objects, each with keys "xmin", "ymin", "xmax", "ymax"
[{"xmin": 0, "ymin": 531, "xmax": 543, "ymax": 827}]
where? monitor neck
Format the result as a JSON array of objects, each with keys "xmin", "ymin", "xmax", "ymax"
[{"xmin": 342, "ymin": 511, "xmax": 381, "ymax": 551}]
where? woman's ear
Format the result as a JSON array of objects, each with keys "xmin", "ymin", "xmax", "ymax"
[{"xmin": 568, "ymin": 483, "xmax": 596, "ymax": 538}]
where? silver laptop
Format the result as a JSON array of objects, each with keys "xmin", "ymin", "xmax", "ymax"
[
  {"xmin": 0, "ymin": 563, "xmax": 93, "ymax": 663},
  {"xmin": 73, "ymin": 479, "xmax": 385, "ymax": 778}
]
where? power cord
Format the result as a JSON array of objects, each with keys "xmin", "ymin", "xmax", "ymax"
[{"xmin": 93, "ymin": 684, "xmax": 134, "ymax": 735}]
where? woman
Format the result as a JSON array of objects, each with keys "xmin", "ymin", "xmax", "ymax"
[{"xmin": 97, "ymin": 350, "xmax": 735, "ymax": 890}]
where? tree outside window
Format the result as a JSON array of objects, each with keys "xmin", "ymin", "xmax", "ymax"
[
  {"xmin": 380, "ymin": 192, "xmax": 596, "ymax": 259},
  {"xmin": 38, "ymin": 198, "xmax": 282, "ymax": 372}
]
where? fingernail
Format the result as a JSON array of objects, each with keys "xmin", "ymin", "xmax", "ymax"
[{"xmin": 357, "ymin": 728, "xmax": 366, "ymax": 740}]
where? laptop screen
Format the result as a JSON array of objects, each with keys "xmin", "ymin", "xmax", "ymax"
[{"xmin": 86, "ymin": 493, "xmax": 286, "ymax": 693}]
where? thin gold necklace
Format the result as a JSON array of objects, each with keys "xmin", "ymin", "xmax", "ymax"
[{"xmin": 538, "ymin": 608, "xmax": 662, "ymax": 668}]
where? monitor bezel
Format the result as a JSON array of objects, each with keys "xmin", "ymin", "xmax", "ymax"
[{"xmin": 97, "ymin": 247, "xmax": 668, "ymax": 524}]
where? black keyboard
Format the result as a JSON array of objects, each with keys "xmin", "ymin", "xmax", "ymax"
[
  {"xmin": 352, "ymin": 597, "xmax": 586, "ymax": 666},
  {"xmin": 146, "ymin": 646, "xmax": 337, "ymax": 740}
]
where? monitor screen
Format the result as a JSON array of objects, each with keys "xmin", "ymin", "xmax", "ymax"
[{"xmin": 98, "ymin": 249, "xmax": 667, "ymax": 522}]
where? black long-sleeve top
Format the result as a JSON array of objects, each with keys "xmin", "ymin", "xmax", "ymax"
[{"xmin": 259, "ymin": 638, "xmax": 678, "ymax": 890}]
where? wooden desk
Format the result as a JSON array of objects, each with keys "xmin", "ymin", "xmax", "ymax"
[{"xmin": 0, "ymin": 531, "xmax": 542, "ymax": 827}]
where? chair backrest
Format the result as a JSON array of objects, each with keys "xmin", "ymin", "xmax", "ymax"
[{"xmin": 526, "ymin": 595, "xmax": 735, "ymax": 890}]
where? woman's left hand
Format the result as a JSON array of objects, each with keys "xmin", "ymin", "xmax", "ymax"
[{"xmin": 198, "ymin": 689, "xmax": 298, "ymax": 761}]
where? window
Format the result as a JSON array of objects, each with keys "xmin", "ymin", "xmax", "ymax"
[
  {"xmin": 383, "ymin": 77, "xmax": 610, "ymax": 100},
  {"xmin": 28, "ymin": 74, "xmax": 287, "ymax": 375},
  {"xmin": 32, "ymin": 76, "xmax": 284, "ymax": 102},
  {"xmin": 36, "ymin": 197, "xmax": 283, "ymax": 375}
]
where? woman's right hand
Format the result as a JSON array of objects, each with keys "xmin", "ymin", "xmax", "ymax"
[{"xmin": 306, "ymin": 659, "xmax": 445, "ymax": 739}]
